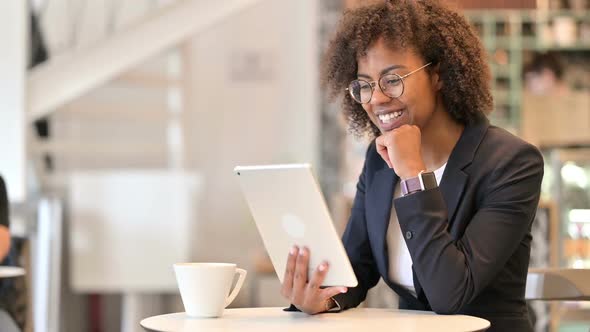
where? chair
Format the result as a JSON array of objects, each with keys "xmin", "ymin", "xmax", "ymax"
[
  {"xmin": 526, "ymin": 268, "xmax": 590, "ymax": 301},
  {"xmin": 526, "ymin": 268, "xmax": 590, "ymax": 331}
]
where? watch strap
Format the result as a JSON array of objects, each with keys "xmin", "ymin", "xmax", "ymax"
[
  {"xmin": 400, "ymin": 174, "xmax": 421, "ymax": 196},
  {"xmin": 400, "ymin": 170, "xmax": 437, "ymax": 196}
]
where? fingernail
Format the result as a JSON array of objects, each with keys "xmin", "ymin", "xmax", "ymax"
[
  {"xmin": 318, "ymin": 264, "xmax": 326, "ymax": 271},
  {"xmin": 341, "ymin": 288, "xmax": 347, "ymax": 293},
  {"xmin": 299, "ymin": 248, "xmax": 306, "ymax": 256},
  {"xmin": 290, "ymin": 247, "xmax": 297, "ymax": 255}
]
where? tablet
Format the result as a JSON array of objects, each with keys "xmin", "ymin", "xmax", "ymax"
[{"xmin": 234, "ymin": 164, "xmax": 358, "ymax": 287}]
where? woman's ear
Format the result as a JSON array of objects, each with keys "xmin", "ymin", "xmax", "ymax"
[{"xmin": 431, "ymin": 63, "xmax": 443, "ymax": 91}]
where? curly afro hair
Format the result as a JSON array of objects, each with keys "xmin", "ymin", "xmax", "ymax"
[{"xmin": 323, "ymin": 0, "xmax": 493, "ymax": 137}]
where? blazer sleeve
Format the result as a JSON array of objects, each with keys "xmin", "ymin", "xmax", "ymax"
[
  {"xmin": 393, "ymin": 143, "xmax": 544, "ymax": 314},
  {"xmin": 331, "ymin": 142, "xmax": 381, "ymax": 310}
]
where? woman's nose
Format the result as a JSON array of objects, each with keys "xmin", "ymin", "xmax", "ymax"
[{"xmin": 369, "ymin": 85, "xmax": 391, "ymax": 105}]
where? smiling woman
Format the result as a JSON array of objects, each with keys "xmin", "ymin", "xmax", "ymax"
[
  {"xmin": 279, "ymin": 1, "xmax": 544, "ymax": 332},
  {"xmin": 323, "ymin": 0, "xmax": 492, "ymax": 138}
]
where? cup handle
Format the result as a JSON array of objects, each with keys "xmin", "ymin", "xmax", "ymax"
[{"xmin": 225, "ymin": 268, "xmax": 247, "ymax": 307}]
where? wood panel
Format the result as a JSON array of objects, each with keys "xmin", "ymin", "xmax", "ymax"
[
  {"xmin": 454, "ymin": 0, "xmax": 536, "ymax": 9},
  {"xmin": 344, "ymin": 0, "xmax": 536, "ymax": 10}
]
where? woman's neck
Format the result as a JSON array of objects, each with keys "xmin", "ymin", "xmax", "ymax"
[{"xmin": 420, "ymin": 105, "xmax": 464, "ymax": 171}]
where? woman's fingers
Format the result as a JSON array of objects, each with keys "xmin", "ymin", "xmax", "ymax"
[
  {"xmin": 291, "ymin": 246, "xmax": 310, "ymax": 304},
  {"xmin": 280, "ymin": 246, "xmax": 298, "ymax": 299},
  {"xmin": 375, "ymin": 135, "xmax": 393, "ymax": 168},
  {"xmin": 320, "ymin": 286, "xmax": 348, "ymax": 301},
  {"xmin": 306, "ymin": 262, "xmax": 348, "ymax": 312},
  {"xmin": 306, "ymin": 261, "xmax": 329, "ymax": 293},
  {"xmin": 281, "ymin": 247, "xmax": 347, "ymax": 314}
]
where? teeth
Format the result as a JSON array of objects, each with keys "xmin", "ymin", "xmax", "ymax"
[{"xmin": 378, "ymin": 111, "xmax": 403, "ymax": 123}]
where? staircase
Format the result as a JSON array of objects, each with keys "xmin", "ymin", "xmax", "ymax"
[
  {"xmin": 28, "ymin": 0, "xmax": 263, "ymax": 188},
  {"xmin": 23, "ymin": 2, "xmax": 264, "ymax": 332}
]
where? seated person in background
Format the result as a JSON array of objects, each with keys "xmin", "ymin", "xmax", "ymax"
[
  {"xmin": 0, "ymin": 175, "xmax": 20, "ymax": 332},
  {"xmin": 523, "ymin": 52, "xmax": 568, "ymax": 96},
  {"xmin": 521, "ymin": 51, "xmax": 589, "ymax": 145},
  {"xmin": 0, "ymin": 175, "xmax": 10, "ymax": 262},
  {"xmin": 280, "ymin": 2, "xmax": 543, "ymax": 332}
]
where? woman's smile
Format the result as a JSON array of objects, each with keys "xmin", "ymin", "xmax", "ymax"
[{"xmin": 375, "ymin": 108, "xmax": 408, "ymax": 131}]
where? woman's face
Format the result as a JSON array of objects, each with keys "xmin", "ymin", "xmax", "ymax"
[{"xmin": 356, "ymin": 38, "xmax": 440, "ymax": 134}]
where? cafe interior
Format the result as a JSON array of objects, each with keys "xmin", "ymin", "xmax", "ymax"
[{"xmin": 1, "ymin": 0, "xmax": 589, "ymax": 331}]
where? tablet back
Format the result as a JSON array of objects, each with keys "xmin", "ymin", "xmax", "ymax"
[{"xmin": 234, "ymin": 164, "xmax": 357, "ymax": 287}]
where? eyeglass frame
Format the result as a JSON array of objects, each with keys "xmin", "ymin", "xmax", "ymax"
[{"xmin": 345, "ymin": 62, "xmax": 432, "ymax": 104}]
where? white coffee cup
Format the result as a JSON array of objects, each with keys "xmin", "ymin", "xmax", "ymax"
[{"xmin": 173, "ymin": 263, "xmax": 247, "ymax": 318}]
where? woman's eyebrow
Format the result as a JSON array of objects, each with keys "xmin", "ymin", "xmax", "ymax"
[{"xmin": 357, "ymin": 64, "xmax": 406, "ymax": 79}]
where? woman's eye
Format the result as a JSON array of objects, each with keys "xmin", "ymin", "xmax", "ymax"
[{"xmin": 387, "ymin": 78, "xmax": 401, "ymax": 85}]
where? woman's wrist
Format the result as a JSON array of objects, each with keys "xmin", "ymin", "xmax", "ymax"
[{"xmin": 397, "ymin": 159, "xmax": 427, "ymax": 180}]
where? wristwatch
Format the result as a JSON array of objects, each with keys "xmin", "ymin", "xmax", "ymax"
[{"xmin": 400, "ymin": 170, "xmax": 437, "ymax": 196}]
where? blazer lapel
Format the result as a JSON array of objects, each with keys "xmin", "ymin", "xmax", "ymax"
[
  {"xmin": 438, "ymin": 167, "xmax": 468, "ymax": 230},
  {"xmin": 439, "ymin": 117, "xmax": 490, "ymax": 230}
]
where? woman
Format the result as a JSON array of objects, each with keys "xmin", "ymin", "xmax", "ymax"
[
  {"xmin": 280, "ymin": 1, "xmax": 543, "ymax": 331},
  {"xmin": 0, "ymin": 175, "xmax": 10, "ymax": 263}
]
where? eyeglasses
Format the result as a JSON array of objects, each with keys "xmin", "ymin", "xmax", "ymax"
[{"xmin": 345, "ymin": 62, "xmax": 432, "ymax": 104}]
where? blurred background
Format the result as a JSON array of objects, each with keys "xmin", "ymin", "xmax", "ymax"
[{"xmin": 0, "ymin": 0, "xmax": 588, "ymax": 331}]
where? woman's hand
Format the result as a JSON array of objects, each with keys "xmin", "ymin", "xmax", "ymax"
[
  {"xmin": 375, "ymin": 124, "xmax": 426, "ymax": 180},
  {"xmin": 280, "ymin": 246, "xmax": 347, "ymax": 314}
]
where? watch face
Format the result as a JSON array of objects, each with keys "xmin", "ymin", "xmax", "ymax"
[{"xmin": 420, "ymin": 172, "xmax": 438, "ymax": 190}]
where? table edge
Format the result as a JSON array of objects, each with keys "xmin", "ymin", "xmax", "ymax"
[{"xmin": 140, "ymin": 307, "xmax": 491, "ymax": 332}]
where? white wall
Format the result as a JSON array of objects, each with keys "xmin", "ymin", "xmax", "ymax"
[
  {"xmin": 186, "ymin": 0, "xmax": 319, "ymax": 306},
  {"xmin": 35, "ymin": 0, "xmax": 320, "ymax": 311},
  {"xmin": 0, "ymin": 1, "xmax": 27, "ymax": 202}
]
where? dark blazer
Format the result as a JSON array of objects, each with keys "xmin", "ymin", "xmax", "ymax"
[{"xmin": 333, "ymin": 117, "xmax": 543, "ymax": 332}]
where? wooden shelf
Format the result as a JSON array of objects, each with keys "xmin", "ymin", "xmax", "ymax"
[{"xmin": 465, "ymin": 9, "xmax": 590, "ymax": 133}]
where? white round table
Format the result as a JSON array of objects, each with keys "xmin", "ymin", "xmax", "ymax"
[
  {"xmin": 140, "ymin": 307, "xmax": 490, "ymax": 332},
  {"xmin": 0, "ymin": 267, "xmax": 25, "ymax": 278}
]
